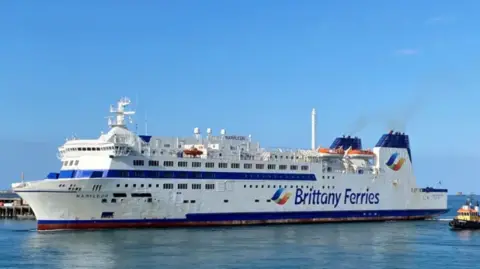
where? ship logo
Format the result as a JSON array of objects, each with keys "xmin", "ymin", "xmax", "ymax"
[
  {"xmin": 385, "ymin": 152, "xmax": 406, "ymax": 171},
  {"xmin": 271, "ymin": 188, "xmax": 292, "ymax": 205}
]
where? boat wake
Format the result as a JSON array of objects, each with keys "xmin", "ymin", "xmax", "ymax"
[{"xmin": 430, "ymin": 218, "xmax": 453, "ymax": 221}]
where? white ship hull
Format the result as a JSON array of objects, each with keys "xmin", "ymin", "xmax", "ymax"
[
  {"xmin": 14, "ymin": 174, "xmax": 448, "ymax": 230},
  {"xmin": 11, "ymin": 97, "xmax": 449, "ymax": 231}
]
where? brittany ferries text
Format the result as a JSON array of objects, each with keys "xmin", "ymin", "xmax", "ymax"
[{"xmin": 294, "ymin": 188, "xmax": 380, "ymax": 208}]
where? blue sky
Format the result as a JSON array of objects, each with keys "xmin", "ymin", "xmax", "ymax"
[{"xmin": 0, "ymin": 1, "xmax": 479, "ymax": 193}]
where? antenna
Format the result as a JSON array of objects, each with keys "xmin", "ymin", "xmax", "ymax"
[
  {"xmin": 311, "ymin": 108, "xmax": 317, "ymax": 150},
  {"xmin": 145, "ymin": 111, "xmax": 148, "ymax": 135},
  {"xmin": 107, "ymin": 97, "xmax": 136, "ymax": 129},
  {"xmin": 21, "ymin": 172, "xmax": 24, "ymax": 184}
]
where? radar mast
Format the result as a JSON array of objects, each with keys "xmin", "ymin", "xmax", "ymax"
[{"xmin": 106, "ymin": 97, "xmax": 135, "ymax": 129}]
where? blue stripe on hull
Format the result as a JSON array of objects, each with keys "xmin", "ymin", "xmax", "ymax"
[
  {"xmin": 38, "ymin": 209, "xmax": 449, "ymax": 225},
  {"xmin": 54, "ymin": 169, "xmax": 317, "ymax": 181},
  {"xmin": 185, "ymin": 209, "xmax": 449, "ymax": 221}
]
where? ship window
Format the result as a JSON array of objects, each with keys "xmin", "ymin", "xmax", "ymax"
[
  {"xmin": 111, "ymin": 198, "xmax": 116, "ymax": 203},
  {"xmin": 192, "ymin": 162, "xmax": 201, "ymax": 168},
  {"xmin": 163, "ymin": 161, "xmax": 174, "ymax": 167},
  {"xmin": 267, "ymin": 164, "xmax": 276, "ymax": 170},
  {"xmin": 101, "ymin": 212, "xmax": 114, "ymax": 218},
  {"xmin": 256, "ymin": 164, "xmax": 264, "ymax": 169},
  {"xmin": 74, "ymin": 160, "xmax": 79, "ymax": 165},
  {"xmin": 125, "ymin": 184, "xmax": 128, "ymax": 187},
  {"xmin": 178, "ymin": 161, "xmax": 188, "ymax": 167},
  {"xmin": 131, "ymin": 193, "xmax": 152, "ymax": 198},
  {"xmin": 190, "ymin": 200, "xmax": 196, "ymax": 203},
  {"xmin": 290, "ymin": 165, "xmax": 298, "ymax": 170},
  {"xmin": 101, "ymin": 199, "xmax": 107, "ymax": 203},
  {"xmin": 224, "ymin": 200, "xmax": 229, "ymax": 203},
  {"xmin": 147, "ymin": 198, "xmax": 152, "ymax": 203},
  {"xmin": 231, "ymin": 163, "xmax": 240, "ymax": 169},
  {"xmin": 141, "ymin": 184, "xmax": 144, "ymax": 188},
  {"xmin": 301, "ymin": 165, "xmax": 309, "ymax": 171},
  {"xmin": 205, "ymin": 184, "xmax": 215, "ymax": 190},
  {"xmin": 192, "ymin": 184, "xmax": 201, "ymax": 190},
  {"xmin": 133, "ymin": 184, "xmax": 136, "ymax": 188},
  {"xmin": 205, "ymin": 162, "xmax": 215, "ymax": 168},
  {"xmin": 133, "ymin": 160, "xmax": 144, "ymax": 166},
  {"xmin": 156, "ymin": 184, "xmax": 159, "ymax": 188},
  {"xmin": 244, "ymin": 163, "xmax": 252, "ymax": 169},
  {"xmin": 255, "ymin": 199, "xmax": 259, "ymax": 203},
  {"xmin": 116, "ymin": 184, "xmax": 120, "ymax": 188},
  {"xmin": 134, "ymin": 171, "xmax": 144, "ymax": 177},
  {"xmin": 183, "ymin": 200, "xmax": 189, "ymax": 203},
  {"xmin": 279, "ymin": 165, "xmax": 287, "ymax": 170},
  {"xmin": 178, "ymin": 183, "xmax": 188, "ymax": 189},
  {"xmin": 163, "ymin": 183, "xmax": 174, "ymax": 189},
  {"xmin": 69, "ymin": 160, "xmax": 74, "ymax": 166},
  {"xmin": 267, "ymin": 199, "xmax": 271, "ymax": 202},
  {"xmin": 219, "ymin": 163, "xmax": 228, "ymax": 168},
  {"xmin": 149, "ymin": 160, "xmax": 159, "ymax": 166},
  {"xmin": 90, "ymin": 171, "xmax": 103, "ymax": 178},
  {"xmin": 148, "ymin": 184, "xmax": 152, "ymax": 188},
  {"xmin": 113, "ymin": 193, "xmax": 127, "ymax": 198}
]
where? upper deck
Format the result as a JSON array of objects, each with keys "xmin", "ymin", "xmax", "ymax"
[{"xmin": 52, "ymin": 97, "xmax": 416, "ymax": 181}]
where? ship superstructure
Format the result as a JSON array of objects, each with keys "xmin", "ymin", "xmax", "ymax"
[{"xmin": 12, "ymin": 97, "xmax": 448, "ymax": 230}]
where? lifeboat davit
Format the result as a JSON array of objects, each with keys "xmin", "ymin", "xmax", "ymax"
[
  {"xmin": 317, "ymin": 147, "xmax": 344, "ymax": 157},
  {"xmin": 347, "ymin": 149, "xmax": 375, "ymax": 158},
  {"xmin": 183, "ymin": 147, "xmax": 203, "ymax": 157}
]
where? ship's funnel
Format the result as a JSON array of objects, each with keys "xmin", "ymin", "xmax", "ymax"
[
  {"xmin": 329, "ymin": 136, "xmax": 362, "ymax": 150},
  {"xmin": 375, "ymin": 130, "xmax": 412, "ymax": 162}
]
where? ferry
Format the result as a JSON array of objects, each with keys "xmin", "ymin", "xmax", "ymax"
[
  {"xmin": 12, "ymin": 97, "xmax": 449, "ymax": 231},
  {"xmin": 449, "ymin": 198, "xmax": 480, "ymax": 230}
]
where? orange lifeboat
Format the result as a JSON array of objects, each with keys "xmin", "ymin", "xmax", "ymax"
[
  {"xmin": 317, "ymin": 147, "xmax": 344, "ymax": 157},
  {"xmin": 183, "ymin": 147, "xmax": 203, "ymax": 157},
  {"xmin": 347, "ymin": 149, "xmax": 375, "ymax": 158}
]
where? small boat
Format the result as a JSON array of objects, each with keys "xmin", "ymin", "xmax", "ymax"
[
  {"xmin": 317, "ymin": 147, "xmax": 344, "ymax": 158},
  {"xmin": 347, "ymin": 149, "xmax": 375, "ymax": 158},
  {"xmin": 183, "ymin": 147, "xmax": 203, "ymax": 157},
  {"xmin": 449, "ymin": 198, "xmax": 480, "ymax": 230}
]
